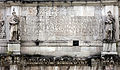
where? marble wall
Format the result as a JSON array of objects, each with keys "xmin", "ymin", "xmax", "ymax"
[
  {"xmin": 4, "ymin": 65, "xmax": 120, "ymax": 70},
  {"xmin": 0, "ymin": 5, "xmax": 117, "ymax": 42},
  {"xmin": 20, "ymin": 6, "xmax": 103, "ymax": 41},
  {"xmin": 0, "ymin": 4, "xmax": 118, "ymax": 57},
  {"xmin": 18, "ymin": 5, "xmax": 118, "ymax": 41},
  {"xmin": 0, "ymin": 5, "xmax": 116, "ymax": 56},
  {"xmin": 0, "ymin": 3, "xmax": 119, "ymax": 70}
]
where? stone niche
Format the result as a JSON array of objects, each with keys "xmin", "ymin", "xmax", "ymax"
[
  {"xmin": 8, "ymin": 43, "xmax": 20, "ymax": 55},
  {"xmin": 101, "ymin": 43, "xmax": 117, "ymax": 55}
]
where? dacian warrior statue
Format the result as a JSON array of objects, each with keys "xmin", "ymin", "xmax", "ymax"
[
  {"xmin": 9, "ymin": 11, "xmax": 20, "ymax": 40},
  {"xmin": 104, "ymin": 11, "xmax": 115, "ymax": 42}
]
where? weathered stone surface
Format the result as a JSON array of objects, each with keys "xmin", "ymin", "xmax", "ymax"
[
  {"xmin": 0, "ymin": 47, "xmax": 7, "ymax": 53},
  {"xmin": 21, "ymin": 46, "xmax": 102, "ymax": 57},
  {"xmin": 19, "ymin": 66, "xmax": 102, "ymax": 70},
  {"xmin": 102, "ymin": 43, "xmax": 117, "ymax": 52},
  {"xmin": 0, "ymin": 4, "xmax": 118, "ymax": 57},
  {"xmin": 10, "ymin": 65, "xmax": 18, "ymax": 70},
  {"xmin": 0, "ymin": 8, "xmax": 6, "ymax": 39},
  {"xmin": 8, "ymin": 44, "xmax": 20, "ymax": 54},
  {"xmin": 20, "ymin": 6, "xmax": 103, "ymax": 41},
  {"xmin": 0, "ymin": 2, "xmax": 118, "ymax": 70},
  {"xmin": 18, "ymin": 5, "xmax": 119, "ymax": 57}
]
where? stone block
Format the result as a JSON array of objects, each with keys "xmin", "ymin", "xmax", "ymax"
[
  {"xmin": 103, "ymin": 43, "xmax": 116, "ymax": 52},
  {"xmin": 102, "ymin": 0, "xmax": 117, "ymax": 2},
  {"xmin": 8, "ymin": 44, "xmax": 20, "ymax": 55},
  {"xmin": 10, "ymin": 65, "xmax": 18, "ymax": 70},
  {"xmin": 102, "ymin": 43, "xmax": 117, "ymax": 55},
  {"xmin": 101, "ymin": 52, "xmax": 117, "ymax": 55}
]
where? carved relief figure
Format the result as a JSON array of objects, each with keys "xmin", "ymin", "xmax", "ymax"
[
  {"xmin": 0, "ymin": 20, "xmax": 5, "ymax": 38},
  {"xmin": 0, "ymin": 11, "xmax": 6, "ymax": 39},
  {"xmin": 104, "ymin": 11, "xmax": 115, "ymax": 42},
  {"xmin": 9, "ymin": 11, "xmax": 20, "ymax": 40}
]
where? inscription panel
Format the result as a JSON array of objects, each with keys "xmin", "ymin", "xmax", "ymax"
[{"xmin": 21, "ymin": 6, "xmax": 103, "ymax": 41}]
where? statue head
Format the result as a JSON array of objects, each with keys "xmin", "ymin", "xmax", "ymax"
[
  {"xmin": 12, "ymin": 11, "xmax": 16, "ymax": 16},
  {"xmin": 107, "ymin": 11, "xmax": 112, "ymax": 16}
]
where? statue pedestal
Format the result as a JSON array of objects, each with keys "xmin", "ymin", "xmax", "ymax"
[
  {"xmin": 101, "ymin": 43, "xmax": 117, "ymax": 55},
  {"xmin": 8, "ymin": 41, "xmax": 20, "ymax": 55},
  {"xmin": 10, "ymin": 65, "xmax": 18, "ymax": 70}
]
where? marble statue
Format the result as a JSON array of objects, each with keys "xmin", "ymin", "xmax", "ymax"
[
  {"xmin": 104, "ymin": 11, "xmax": 115, "ymax": 42},
  {"xmin": 9, "ymin": 11, "xmax": 20, "ymax": 40}
]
